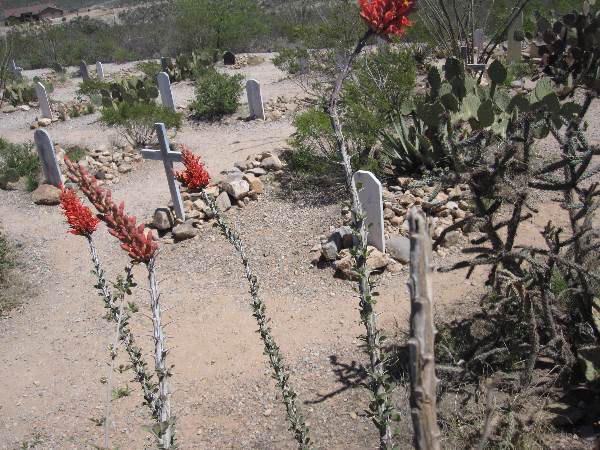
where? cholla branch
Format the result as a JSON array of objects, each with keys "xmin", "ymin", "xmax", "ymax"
[
  {"xmin": 407, "ymin": 208, "xmax": 441, "ymax": 450},
  {"xmin": 147, "ymin": 257, "xmax": 174, "ymax": 449},
  {"xmin": 201, "ymin": 191, "xmax": 312, "ymax": 449}
]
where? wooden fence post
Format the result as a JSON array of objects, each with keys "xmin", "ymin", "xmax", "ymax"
[{"xmin": 407, "ymin": 207, "xmax": 441, "ymax": 450}]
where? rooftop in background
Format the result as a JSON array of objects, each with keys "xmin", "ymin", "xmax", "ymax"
[{"xmin": 3, "ymin": 4, "xmax": 64, "ymax": 22}]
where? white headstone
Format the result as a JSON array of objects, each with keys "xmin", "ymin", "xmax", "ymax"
[
  {"xmin": 34, "ymin": 81, "xmax": 52, "ymax": 119},
  {"xmin": 141, "ymin": 123, "xmax": 185, "ymax": 221},
  {"xmin": 34, "ymin": 129, "xmax": 62, "ymax": 187},
  {"xmin": 80, "ymin": 60, "xmax": 89, "ymax": 81},
  {"xmin": 96, "ymin": 61, "xmax": 104, "ymax": 80},
  {"xmin": 352, "ymin": 170, "xmax": 385, "ymax": 252},
  {"xmin": 157, "ymin": 72, "xmax": 175, "ymax": 111},
  {"xmin": 507, "ymin": 13, "xmax": 523, "ymax": 63},
  {"xmin": 473, "ymin": 28, "xmax": 484, "ymax": 49},
  {"xmin": 246, "ymin": 79, "xmax": 265, "ymax": 120}
]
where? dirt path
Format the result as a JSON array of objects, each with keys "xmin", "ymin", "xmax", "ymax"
[{"xmin": 0, "ymin": 56, "xmax": 597, "ymax": 449}]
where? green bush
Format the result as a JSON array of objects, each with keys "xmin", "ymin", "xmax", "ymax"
[
  {"xmin": 190, "ymin": 69, "xmax": 243, "ymax": 120},
  {"xmin": 136, "ymin": 61, "xmax": 162, "ymax": 79},
  {"xmin": 342, "ymin": 47, "xmax": 416, "ymax": 148},
  {"xmin": 273, "ymin": 48, "xmax": 310, "ymax": 75},
  {"xmin": 64, "ymin": 146, "xmax": 88, "ymax": 163},
  {"xmin": 0, "ymin": 138, "xmax": 40, "ymax": 191},
  {"xmin": 100, "ymin": 102, "xmax": 182, "ymax": 147}
]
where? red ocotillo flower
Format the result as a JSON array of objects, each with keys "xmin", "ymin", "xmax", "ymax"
[
  {"xmin": 359, "ymin": 0, "xmax": 415, "ymax": 36},
  {"xmin": 174, "ymin": 145, "xmax": 211, "ymax": 191},
  {"xmin": 64, "ymin": 157, "xmax": 158, "ymax": 264},
  {"xmin": 59, "ymin": 186, "xmax": 100, "ymax": 237}
]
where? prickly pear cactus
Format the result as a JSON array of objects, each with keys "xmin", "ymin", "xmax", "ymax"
[{"xmin": 529, "ymin": 2, "xmax": 600, "ymax": 92}]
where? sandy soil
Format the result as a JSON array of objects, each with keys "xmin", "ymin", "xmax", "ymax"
[{"xmin": 0, "ymin": 56, "xmax": 596, "ymax": 449}]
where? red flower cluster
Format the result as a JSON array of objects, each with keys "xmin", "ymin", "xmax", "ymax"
[
  {"xmin": 359, "ymin": 0, "xmax": 415, "ymax": 36},
  {"xmin": 174, "ymin": 145, "xmax": 211, "ymax": 191},
  {"xmin": 59, "ymin": 187, "xmax": 100, "ymax": 237},
  {"xmin": 65, "ymin": 158, "xmax": 158, "ymax": 264}
]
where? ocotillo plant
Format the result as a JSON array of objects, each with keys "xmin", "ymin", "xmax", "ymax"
[
  {"xmin": 59, "ymin": 187, "xmax": 145, "ymax": 449},
  {"xmin": 64, "ymin": 158, "xmax": 174, "ymax": 449},
  {"xmin": 174, "ymin": 146, "xmax": 312, "ymax": 449},
  {"xmin": 325, "ymin": 1, "xmax": 416, "ymax": 448}
]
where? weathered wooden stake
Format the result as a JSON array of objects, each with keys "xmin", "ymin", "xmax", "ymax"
[{"xmin": 407, "ymin": 207, "xmax": 441, "ymax": 450}]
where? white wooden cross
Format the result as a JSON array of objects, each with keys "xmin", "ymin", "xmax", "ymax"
[{"xmin": 141, "ymin": 123, "xmax": 185, "ymax": 221}]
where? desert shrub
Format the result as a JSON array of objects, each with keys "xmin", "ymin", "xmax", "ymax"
[
  {"xmin": 272, "ymin": 48, "xmax": 310, "ymax": 74},
  {"xmin": 64, "ymin": 146, "xmax": 88, "ymax": 163},
  {"xmin": 100, "ymin": 102, "xmax": 182, "ymax": 147},
  {"xmin": 342, "ymin": 47, "xmax": 416, "ymax": 147},
  {"xmin": 175, "ymin": 0, "xmax": 267, "ymax": 52},
  {"xmin": 0, "ymin": 138, "xmax": 40, "ymax": 191},
  {"xmin": 190, "ymin": 69, "xmax": 243, "ymax": 120},
  {"xmin": 136, "ymin": 60, "xmax": 162, "ymax": 79},
  {"xmin": 0, "ymin": 231, "xmax": 18, "ymax": 315}
]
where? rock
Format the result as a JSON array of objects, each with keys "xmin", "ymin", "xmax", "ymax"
[
  {"xmin": 261, "ymin": 155, "xmax": 283, "ymax": 170},
  {"xmin": 223, "ymin": 179, "xmax": 250, "ymax": 200},
  {"xmin": 390, "ymin": 216, "xmax": 404, "ymax": 227},
  {"xmin": 397, "ymin": 193, "xmax": 416, "ymax": 205},
  {"xmin": 172, "ymin": 223, "xmax": 198, "ymax": 241},
  {"xmin": 32, "ymin": 184, "xmax": 61, "ymax": 205},
  {"xmin": 205, "ymin": 186, "xmax": 220, "ymax": 198},
  {"xmin": 1, "ymin": 105, "xmax": 16, "ymax": 113},
  {"xmin": 383, "ymin": 208, "xmax": 395, "ymax": 220},
  {"xmin": 38, "ymin": 118, "xmax": 52, "ymax": 127},
  {"xmin": 386, "ymin": 235, "xmax": 411, "ymax": 263},
  {"xmin": 118, "ymin": 164, "xmax": 132, "ymax": 174},
  {"xmin": 215, "ymin": 191, "xmax": 231, "ymax": 211},
  {"xmin": 332, "ymin": 226, "xmax": 354, "ymax": 249},
  {"xmin": 30, "ymin": 121, "xmax": 39, "ymax": 130},
  {"xmin": 246, "ymin": 167, "xmax": 267, "ymax": 177},
  {"xmin": 333, "ymin": 256, "xmax": 354, "ymax": 279},
  {"xmin": 321, "ymin": 240, "xmax": 339, "ymax": 262},
  {"xmin": 445, "ymin": 201, "xmax": 459, "ymax": 210},
  {"xmin": 443, "ymin": 230, "xmax": 461, "ymax": 247},
  {"xmin": 244, "ymin": 175, "xmax": 264, "ymax": 194},
  {"xmin": 153, "ymin": 208, "xmax": 174, "ymax": 231},
  {"xmin": 19, "ymin": 105, "xmax": 30, "ymax": 111},
  {"xmin": 367, "ymin": 247, "xmax": 389, "ymax": 270}
]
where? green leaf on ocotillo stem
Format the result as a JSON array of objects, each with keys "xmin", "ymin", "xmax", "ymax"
[
  {"xmin": 477, "ymin": 99, "xmax": 495, "ymax": 128},
  {"xmin": 488, "ymin": 60, "xmax": 508, "ymax": 84}
]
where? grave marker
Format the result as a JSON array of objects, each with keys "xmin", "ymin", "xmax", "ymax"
[
  {"xmin": 141, "ymin": 123, "xmax": 185, "ymax": 221},
  {"xmin": 507, "ymin": 12, "xmax": 523, "ymax": 63},
  {"xmin": 223, "ymin": 51, "xmax": 236, "ymax": 66},
  {"xmin": 352, "ymin": 170, "xmax": 385, "ymax": 252},
  {"xmin": 246, "ymin": 79, "xmax": 265, "ymax": 120},
  {"xmin": 298, "ymin": 57, "xmax": 309, "ymax": 75},
  {"xmin": 34, "ymin": 81, "xmax": 52, "ymax": 119},
  {"xmin": 80, "ymin": 60, "xmax": 89, "ymax": 81},
  {"xmin": 473, "ymin": 28, "xmax": 484, "ymax": 49},
  {"xmin": 34, "ymin": 129, "xmax": 62, "ymax": 187},
  {"xmin": 156, "ymin": 72, "xmax": 175, "ymax": 111},
  {"xmin": 96, "ymin": 61, "xmax": 104, "ymax": 80}
]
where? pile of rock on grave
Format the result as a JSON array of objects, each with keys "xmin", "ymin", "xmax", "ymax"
[
  {"xmin": 152, "ymin": 152, "xmax": 284, "ymax": 243},
  {"xmin": 313, "ymin": 177, "xmax": 474, "ymax": 279},
  {"xmin": 263, "ymin": 94, "xmax": 314, "ymax": 122},
  {"xmin": 29, "ymin": 100, "xmax": 95, "ymax": 129},
  {"xmin": 62, "ymin": 144, "xmax": 143, "ymax": 186}
]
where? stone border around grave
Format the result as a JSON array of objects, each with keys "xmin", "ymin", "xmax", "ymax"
[
  {"xmin": 151, "ymin": 152, "xmax": 284, "ymax": 243},
  {"xmin": 310, "ymin": 176, "xmax": 475, "ymax": 279}
]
